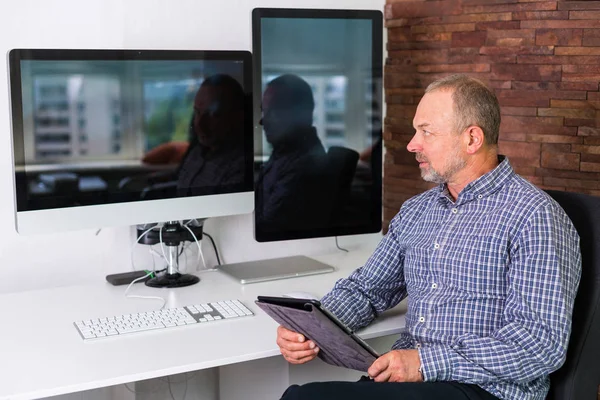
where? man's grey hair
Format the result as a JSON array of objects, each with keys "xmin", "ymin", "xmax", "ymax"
[{"xmin": 425, "ymin": 74, "xmax": 501, "ymax": 146}]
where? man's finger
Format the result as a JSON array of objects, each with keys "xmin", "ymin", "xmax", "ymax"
[
  {"xmin": 281, "ymin": 348, "xmax": 319, "ymax": 364},
  {"xmin": 367, "ymin": 354, "xmax": 390, "ymax": 378},
  {"xmin": 278, "ymin": 325, "xmax": 306, "ymax": 342},
  {"xmin": 373, "ymin": 368, "xmax": 392, "ymax": 383},
  {"xmin": 277, "ymin": 338, "xmax": 316, "ymax": 352},
  {"xmin": 284, "ymin": 353, "xmax": 318, "ymax": 364},
  {"xmin": 280, "ymin": 347, "xmax": 319, "ymax": 361}
]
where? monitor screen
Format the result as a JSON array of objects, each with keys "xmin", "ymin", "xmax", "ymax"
[
  {"xmin": 9, "ymin": 49, "xmax": 254, "ymax": 234},
  {"xmin": 252, "ymin": 8, "xmax": 383, "ymax": 242}
]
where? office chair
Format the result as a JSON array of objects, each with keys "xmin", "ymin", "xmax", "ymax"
[
  {"xmin": 545, "ymin": 190, "xmax": 600, "ymax": 400},
  {"xmin": 326, "ymin": 146, "xmax": 359, "ymax": 223}
]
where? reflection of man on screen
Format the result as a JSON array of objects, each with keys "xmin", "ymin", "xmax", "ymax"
[
  {"xmin": 141, "ymin": 74, "xmax": 246, "ymax": 197},
  {"xmin": 256, "ymin": 74, "xmax": 331, "ymax": 233},
  {"xmin": 176, "ymin": 74, "xmax": 246, "ymax": 195}
]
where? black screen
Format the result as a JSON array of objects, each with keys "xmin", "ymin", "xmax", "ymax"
[
  {"xmin": 252, "ymin": 8, "xmax": 383, "ymax": 242},
  {"xmin": 9, "ymin": 49, "xmax": 254, "ymax": 212}
]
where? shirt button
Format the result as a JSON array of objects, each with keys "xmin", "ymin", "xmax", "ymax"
[
  {"xmin": 432, "ymin": 283, "xmax": 437, "ymax": 289},
  {"xmin": 416, "ymin": 343, "xmax": 422, "ymax": 349},
  {"xmin": 452, "ymin": 208, "xmax": 458, "ymax": 214},
  {"xmin": 433, "ymin": 243, "xmax": 440, "ymax": 249},
  {"xmin": 419, "ymin": 316, "xmax": 425, "ymax": 323},
  {"xmin": 477, "ymin": 194, "xmax": 483, "ymax": 199}
]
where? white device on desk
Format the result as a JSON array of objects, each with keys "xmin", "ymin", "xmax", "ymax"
[
  {"xmin": 219, "ymin": 255, "xmax": 335, "ymax": 284},
  {"xmin": 73, "ymin": 299, "xmax": 253, "ymax": 340}
]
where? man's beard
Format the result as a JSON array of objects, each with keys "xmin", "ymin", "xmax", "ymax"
[{"xmin": 418, "ymin": 146, "xmax": 466, "ymax": 184}]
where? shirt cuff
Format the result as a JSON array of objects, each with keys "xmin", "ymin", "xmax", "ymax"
[
  {"xmin": 320, "ymin": 294, "xmax": 345, "ymax": 318},
  {"xmin": 319, "ymin": 293, "xmax": 336, "ymax": 314},
  {"xmin": 418, "ymin": 345, "xmax": 460, "ymax": 382},
  {"xmin": 320, "ymin": 293, "xmax": 361, "ymax": 332}
]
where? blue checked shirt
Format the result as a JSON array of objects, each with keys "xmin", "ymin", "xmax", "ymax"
[{"xmin": 321, "ymin": 157, "xmax": 581, "ymax": 400}]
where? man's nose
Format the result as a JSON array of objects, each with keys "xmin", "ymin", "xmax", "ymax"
[{"xmin": 406, "ymin": 133, "xmax": 420, "ymax": 153}]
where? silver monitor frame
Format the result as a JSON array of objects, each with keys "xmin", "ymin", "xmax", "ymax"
[{"xmin": 8, "ymin": 49, "xmax": 254, "ymax": 234}]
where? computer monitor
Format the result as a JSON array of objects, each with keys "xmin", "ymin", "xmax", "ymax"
[
  {"xmin": 8, "ymin": 49, "xmax": 254, "ymax": 234},
  {"xmin": 8, "ymin": 49, "xmax": 254, "ymax": 287},
  {"xmin": 252, "ymin": 8, "xmax": 383, "ymax": 242},
  {"xmin": 218, "ymin": 8, "xmax": 383, "ymax": 285}
]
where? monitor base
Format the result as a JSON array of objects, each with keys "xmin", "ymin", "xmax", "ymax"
[{"xmin": 145, "ymin": 273, "xmax": 200, "ymax": 288}]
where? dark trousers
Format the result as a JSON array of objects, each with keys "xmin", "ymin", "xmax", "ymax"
[{"xmin": 280, "ymin": 377, "xmax": 501, "ymax": 400}]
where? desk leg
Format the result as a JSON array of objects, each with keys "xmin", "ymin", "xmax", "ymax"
[{"xmin": 219, "ymin": 356, "xmax": 289, "ymax": 400}]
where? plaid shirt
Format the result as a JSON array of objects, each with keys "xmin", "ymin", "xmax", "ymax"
[{"xmin": 321, "ymin": 157, "xmax": 581, "ymax": 400}]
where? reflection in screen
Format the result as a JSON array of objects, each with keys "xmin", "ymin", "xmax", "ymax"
[
  {"xmin": 255, "ymin": 16, "xmax": 382, "ymax": 241},
  {"xmin": 15, "ymin": 58, "xmax": 250, "ymax": 211}
]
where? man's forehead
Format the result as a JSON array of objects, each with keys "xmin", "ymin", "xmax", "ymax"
[
  {"xmin": 413, "ymin": 91, "xmax": 453, "ymax": 126},
  {"xmin": 412, "ymin": 117, "xmax": 437, "ymax": 131},
  {"xmin": 412, "ymin": 99, "xmax": 434, "ymax": 128}
]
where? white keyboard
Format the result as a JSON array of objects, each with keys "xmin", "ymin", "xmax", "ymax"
[{"xmin": 73, "ymin": 300, "xmax": 254, "ymax": 341}]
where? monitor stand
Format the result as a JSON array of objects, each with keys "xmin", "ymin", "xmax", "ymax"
[
  {"xmin": 136, "ymin": 221, "xmax": 202, "ymax": 288},
  {"xmin": 145, "ymin": 245, "xmax": 200, "ymax": 288}
]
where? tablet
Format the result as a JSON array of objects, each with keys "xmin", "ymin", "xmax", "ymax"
[{"xmin": 256, "ymin": 295, "xmax": 380, "ymax": 372}]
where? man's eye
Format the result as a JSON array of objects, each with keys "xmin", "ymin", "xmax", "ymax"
[{"xmin": 423, "ymin": 130, "xmax": 430, "ymax": 136}]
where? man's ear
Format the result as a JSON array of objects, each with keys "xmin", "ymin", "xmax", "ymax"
[{"xmin": 464, "ymin": 126, "xmax": 485, "ymax": 154}]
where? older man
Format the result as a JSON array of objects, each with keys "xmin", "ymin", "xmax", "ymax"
[{"xmin": 276, "ymin": 74, "xmax": 581, "ymax": 400}]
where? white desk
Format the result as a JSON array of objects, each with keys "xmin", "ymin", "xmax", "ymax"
[{"xmin": 0, "ymin": 247, "xmax": 407, "ymax": 400}]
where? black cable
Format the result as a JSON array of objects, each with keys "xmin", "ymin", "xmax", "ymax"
[
  {"xmin": 335, "ymin": 236, "xmax": 349, "ymax": 252},
  {"xmin": 203, "ymin": 232, "xmax": 222, "ymax": 266}
]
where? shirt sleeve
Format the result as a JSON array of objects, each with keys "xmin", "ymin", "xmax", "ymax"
[
  {"xmin": 320, "ymin": 212, "xmax": 408, "ymax": 332},
  {"xmin": 419, "ymin": 203, "xmax": 582, "ymax": 384}
]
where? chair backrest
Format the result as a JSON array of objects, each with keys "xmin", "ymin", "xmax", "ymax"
[
  {"xmin": 326, "ymin": 146, "xmax": 359, "ymax": 223},
  {"xmin": 545, "ymin": 190, "xmax": 600, "ymax": 400},
  {"xmin": 327, "ymin": 146, "xmax": 359, "ymax": 187}
]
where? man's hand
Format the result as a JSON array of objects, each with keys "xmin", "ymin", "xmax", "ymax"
[
  {"xmin": 367, "ymin": 349, "xmax": 423, "ymax": 383},
  {"xmin": 276, "ymin": 325, "xmax": 319, "ymax": 364}
]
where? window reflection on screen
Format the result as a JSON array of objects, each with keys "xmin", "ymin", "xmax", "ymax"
[
  {"xmin": 21, "ymin": 60, "xmax": 244, "ymax": 165},
  {"xmin": 15, "ymin": 57, "xmax": 251, "ymax": 211}
]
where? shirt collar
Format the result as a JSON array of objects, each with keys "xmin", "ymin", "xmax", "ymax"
[{"xmin": 437, "ymin": 155, "xmax": 514, "ymax": 205}]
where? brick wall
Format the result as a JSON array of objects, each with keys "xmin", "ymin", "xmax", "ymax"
[{"xmin": 383, "ymin": 0, "xmax": 600, "ymax": 229}]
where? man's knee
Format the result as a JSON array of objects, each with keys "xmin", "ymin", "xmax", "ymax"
[
  {"xmin": 280, "ymin": 384, "xmax": 300, "ymax": 400},
  {"xmin": 280, "ymin": 382, "xmax": 330, "ymax": 400}
]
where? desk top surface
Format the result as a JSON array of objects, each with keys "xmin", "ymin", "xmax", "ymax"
[{"xmin": 0, "ymin": 246, "xmax": 407, "ymax": 400}]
